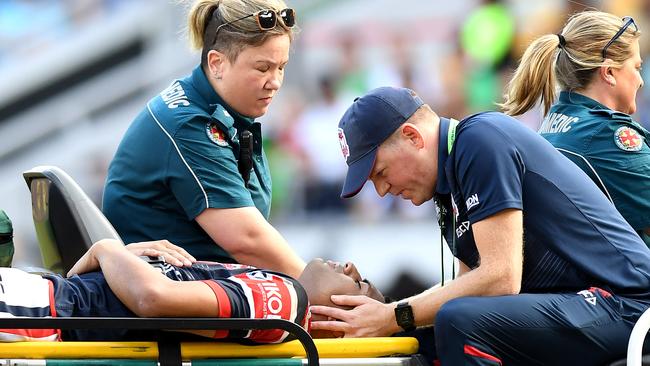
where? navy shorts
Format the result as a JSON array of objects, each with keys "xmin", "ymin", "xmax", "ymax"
[
  {"xmin": 402, "ymin": 288, "xmax": 650, "ymax": 366},
  {"xmin": 46, "ymin": 271, "xmax": 135, "ymax": 341}
]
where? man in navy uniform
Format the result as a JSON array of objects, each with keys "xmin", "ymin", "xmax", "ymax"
[{"xmin": 311, "ymin": 87, "xmax": 650, "ymax": 365}]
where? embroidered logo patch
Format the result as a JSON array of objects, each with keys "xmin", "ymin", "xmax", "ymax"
[
  {"xmin": 338, "ymin": 128, "xmax": 350, "ymax": 160},
  {"xmin": 206, "ymin": 123, "xmax": 229, "ymax": 146},
  {"xmin": 465, "ymin": 194, "xmax": 479, "ymax": 210},
  {"xmin": 614, "ymin": 126, "xmax": 643, "ymax": 151}
]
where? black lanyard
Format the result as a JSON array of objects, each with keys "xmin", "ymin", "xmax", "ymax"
[{"xmin": 436, "ymin": 118, "xmax": 459, "ymax": 286}]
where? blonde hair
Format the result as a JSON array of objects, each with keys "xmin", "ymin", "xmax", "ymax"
[
  {"xmin": 500, "ymin": 11, "xmax": 641, "ymax": 116},
  {"xmin": 187, "ymin": 0, "xmax": 294, "ymax": 64}
]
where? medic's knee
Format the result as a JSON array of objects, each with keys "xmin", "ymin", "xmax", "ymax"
[{"xmin": 435, "ymin": 297, "xmax": 481, "ymax": 335}]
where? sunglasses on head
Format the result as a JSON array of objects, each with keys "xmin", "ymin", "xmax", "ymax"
[
  {"xmin": 602, "ymin": 16, "xmax": 638, "ymax": 60},
  {"xmin": 213, "ymin": 8, "xmax": 296, "ymax": 46}
]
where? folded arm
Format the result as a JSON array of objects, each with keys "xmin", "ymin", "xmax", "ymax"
[{"xmin": 69, "ymin": 239, "xmax": 218, "ymax": 318}]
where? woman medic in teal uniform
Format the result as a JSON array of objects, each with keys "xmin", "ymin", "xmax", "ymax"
[
  {"xmin": 501, "ymin": 11, "xmax": 650, "ymax": 245},
  {"xmin": 102, "ymin": 0, "xmax": 305, "ymax": 277}
]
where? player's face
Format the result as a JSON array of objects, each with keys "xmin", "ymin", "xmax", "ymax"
[
  {"xmin": 218, "ymin": 34, "xmax": 290, "ymax": 118},
  {"xmin": 298, "ymin": 258, "xmax": 384, "ymax": 307},
  {"xmin": 611, "ymin": 39, "xmax": 644, "ymax": 114},
  {"xmin": 369, "ymin": 133, "xmax": 435, "ymax": 206}
]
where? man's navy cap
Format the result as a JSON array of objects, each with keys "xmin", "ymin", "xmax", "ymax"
[{"xmin": 337, "ymin": 86, "xmax": 424, "ymax": 198}]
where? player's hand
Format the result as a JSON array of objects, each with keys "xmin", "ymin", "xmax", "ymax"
[
  {"xmin": 66, "ymin": 239, "xmax": 114, "ymax": 277},
  {"xmin": 309, "ymin": 295, "xmax": 398, "ymax": 338},
  {"xmin": 126, "ymin": 240, "xmax": 196, "ymax": 267}
]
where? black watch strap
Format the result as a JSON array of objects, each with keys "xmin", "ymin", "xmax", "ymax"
[{"xmin": 394, "ymin": 301, "xmax": 416, "ymax": 332}]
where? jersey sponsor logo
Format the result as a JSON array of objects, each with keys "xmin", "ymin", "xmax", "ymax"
[
  {"xmin": 160, "ymin": 81, "xmax": 190, "ymax": 109},
  {"xmin": 538, "ymin": 113, "xmax": 579, "ymax": 134},
  {"xmin": 206, "ymin": 123, "xmax": 229, "ymax": 147},
  {"xmin": 465, "ymin": 194, "xmax": 479, "ymax": 210},
  {"xmin": 231, "ymin": 271, "xmax": 302, "ymax": 343},
  {"xmin": 338, "ymin": 128, "xmax": 350, "ymax": 160},
  {"xmin": 456, "ymin": 221, "xmax": 470, "ymax": 238},
  {"xmin": 246, "ymin": 270, "xmax": 273, "ymax": 282},
  {"xmin": 260, "ymin": 281, "xmax": 284, "ymax": 320},
  {"xmin": 614, "ymin": 126, "xmax": 643, "ymax": 151}
]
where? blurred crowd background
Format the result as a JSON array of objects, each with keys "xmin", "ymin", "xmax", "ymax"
[{"xmin": 1, "ymin": 0, "xmax": 648, "ymax": 299}]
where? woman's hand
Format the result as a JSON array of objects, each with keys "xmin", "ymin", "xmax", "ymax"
[{"xmin": 125, "ymin": 240, "xmax": 196, "ymax": 267}]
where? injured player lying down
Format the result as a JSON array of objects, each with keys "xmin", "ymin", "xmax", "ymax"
[{"xmin": 0, "ymin": 239, "xmax": 383, "ymax": 342}]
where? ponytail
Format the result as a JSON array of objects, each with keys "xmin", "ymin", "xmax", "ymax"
[
  {"xmin": 500, "ymin": 34, "xmax": 560, "ymax": 116},
  {"xmin": 187, "ymin": 0, "xmax": 219, "ymax": 51}
]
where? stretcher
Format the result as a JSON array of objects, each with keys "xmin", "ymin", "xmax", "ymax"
[{"xmin": 0, "ymin": 317, "xmax": 424, "ymax": 366}]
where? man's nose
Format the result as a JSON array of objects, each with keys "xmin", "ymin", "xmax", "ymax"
[{"xmin": 373, "ymin": 180, "xmax": 388, "ymax": 197}]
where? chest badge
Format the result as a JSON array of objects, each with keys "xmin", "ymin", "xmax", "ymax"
[
  {"xmin": 614, "ymin": 126, "xmax": 643, "ymax": 152},
  {"xmin": 206, "ymin": 123, "xmax": 229, "ymax": 147}
]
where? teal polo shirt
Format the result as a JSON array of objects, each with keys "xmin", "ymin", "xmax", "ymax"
[
  {"xmin": 540, "ymin": 91, "xmax": 650, "ymax": 241},
  {"xmin": 103, "ymin": 66, "xmax": 272, "ymax": 262}
]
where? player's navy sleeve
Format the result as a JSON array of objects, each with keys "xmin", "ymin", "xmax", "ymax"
[{"xmin": 452, "ymin": 121, "xmax": 524, "ymax": 223}]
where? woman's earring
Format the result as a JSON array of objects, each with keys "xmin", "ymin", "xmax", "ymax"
[{"xmin": 215, "ymin": 73, "xmax": 222, "ymax": 80}]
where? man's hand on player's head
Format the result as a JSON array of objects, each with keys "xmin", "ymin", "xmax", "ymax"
[{"xmin": 310, "ymin": 295, "xmax": 399, "ymax": 338}]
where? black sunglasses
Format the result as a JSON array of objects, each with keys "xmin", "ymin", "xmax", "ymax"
[
  {"xmin": 602, "ymin": 16, "xmax": 638, "ymax": 59},
  {"xmin": 213, "ymin": 8, "xmax": 295, "ymax": 46}
]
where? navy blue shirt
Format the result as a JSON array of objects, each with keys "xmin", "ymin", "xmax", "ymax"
[{"xmin": 435, "ymin": 112, "xmax": 650, "ymax": 298}]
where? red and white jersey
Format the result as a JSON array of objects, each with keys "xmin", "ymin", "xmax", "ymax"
[
  {"xmin": 198, "ymin": 265, "xmax": 311, "ymax": 343},
  {"xmin": 0, "ymin": 268, "xmax": 59, "ymax": 342}
]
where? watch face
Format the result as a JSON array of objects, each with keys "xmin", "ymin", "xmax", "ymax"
[
  {"xmin": 397, "ymin": 309, "xmax": 413, "ymax": 323},
  {"xmin": 396, "ymin": 303, "xmax": 415, "ymax": 330}
]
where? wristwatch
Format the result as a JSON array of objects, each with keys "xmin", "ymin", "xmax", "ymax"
[{"xmin": 394, "ymin": 301, "xmax": 416, "ymax": 332}]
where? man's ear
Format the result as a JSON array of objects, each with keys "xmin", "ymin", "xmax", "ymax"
[
  {"xmin": 599, "ymin": 63, "xmax": 617, "ymax": 87},
  {"xmin": 401, "ymin": 123, "xmax": 424, "ymax": 148},
  {"xmin": 206, "ymin": 50, "xmax": 226, "ymax": 79}
]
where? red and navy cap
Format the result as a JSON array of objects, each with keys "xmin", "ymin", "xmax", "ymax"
[{"xmin": 337, "ymin": 87, "xmax": 424, "ymax": 198}]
